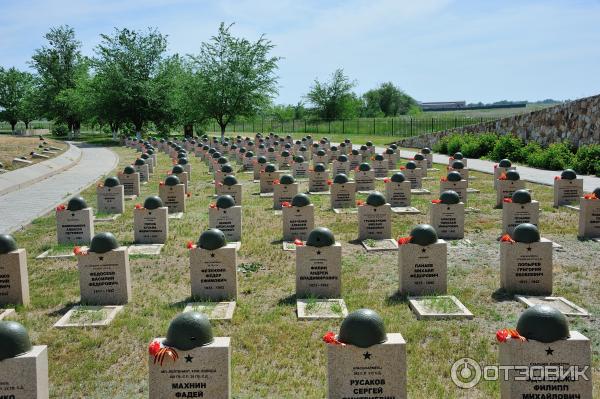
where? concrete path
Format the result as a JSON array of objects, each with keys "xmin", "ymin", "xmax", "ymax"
[
  {"xmin": 373, "ymin": 146, "xmax": 600, "ymax": 192},
  {"xmin": 0, "ymin": 143, "xmax": 118, "ymax": 234}
]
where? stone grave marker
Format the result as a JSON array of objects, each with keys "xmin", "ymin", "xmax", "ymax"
[
  {"xmin": 148, "ymin": 313, "xmax": 231, "ymax": 399},
  {"xmin": 308, "ymin": 163, "xmax": 329, "ymax": 193},
  {"xmin": 330, "ymin": 174, "xmax": 356, "ymax": 210},
  {"xmin": 402, "ymin": 161, "xmax": 422, "ymax": 189},
  {"xmin": 277, "ymin": 150, "xmax": 293, "ymax": 169},
  {"xmin": 496, "ymin": 171, "xmax": 525, "ymax": 208},
  {"xmin": 177, "ymin": 158, "xmax": 192, "ymax": 181},
  {"xmin": 440, "ymin": 171, "xmax": 468, "ymax": 203},
  {"xmin": 413, "ymin": 153, "xmax": 428, "ymax": 177},
  {"xmin": 77, "ymin": 233, "xmax": 131, "ymax": 305},
  {"xmin": 190, "ymin": 229, "xmax": 238, "ymax": 301},
  {"xmin": 398, "ymin": 225, "xmax": 447, "ymax": 295},
  {"xmin": 209, "ymin": 196, "xmax": 242, "ymax": 242},
  {"xmin": 325, "ymin": 309, "xmax": 406, "ymax": 399},
  {"xmin": 494, "ymin": 159, "xmax": 516, "ymax": 188},
  {"xmin": 259, "ymin": 164, "xmax": 281, "ymax": 194},
  {"xmin": 385, "ymin": 173, "xmax": 412, "ymax": 207},
  {"xmin": 332, "ymin": 155, "xmax": 350, "ymax": 177},
  {"xmin": 243, "ymin": 151, "xmax": 255, "ymax": 171},
  {"xmin": 170, "ymin": 166, "xmax": 189, "ymax": 193},
  {"xmin": 372, "ymin": 154, "xmax": 388, "ymax": 178},
  {"xmin": 421, "ymin": 147, "xmax": 433, "ymax": 168},
  {"xmin": 273, "ymin": 175, "xmax": 299, "ymax": 210},
  {"xmin": 430, "ymin": 191, "xmax": 465, "ymax": 239},
  {"xmin": 448, "ymin": 159, "xmax": 469, "ymax": 181},
  {"xmin": 282, "ymin": 194, "xmax": 314, "ymax": 242},
  {"xmin": 312, "ymin": 149, "xmax": 328, "ymax": 164},
  {"xmin": 292, "ymin": 156, "xmax": 309, "ymax": 179},
  {"xmin": 554, "ymin": 169, "xmax": 584, "ymax": 207},
  {"xmin": 218, "ymin": 176, "xmax": 242, "ymax": 206},
  {"xmin": 56, "ymin": 197, "xmax": 94, "ymax": 245},
  {"xmin": 253, "ymin": 157, "xmax": 267, "ymax": 180},
  {"xmin": 134, "ymin": 196, "xmax": 169, "ymax": 244},
  {"xmin": 348, "ymin": 150, "xmax": 362, "ymax": 170},
  {"xmin": 498, "ymin": 306, "xmax": 592, "ymax": 399},
  {"xmin": 502, "ymin": 190, "xmax": 539, "ymax": 236},
  {"xmin": 118, "ymin": 166, "xmax": 141, "ymax": 197},
  {"xmin": 578, "ymin": 188, "xmax": 600, "ymax": 238},
  {"xmin": 133, "ymin": 158, "xmax": 149, "ymax": 183},
  {"xmin": 96, "ymin": 177, "xmax": 125, "ymax": 215},
  {"xmin": 354, "ymin": 163, "xmax": 375, "ymax": 192},
  {"xmin": 500, "ymin": 223, "xmax": 553, "ymax": 295},
  {"xmin": 449, "ymin": 152, "xmax": 468, "ymax": 167},
  {"xmin": 0, "ymin": 321, "xmax": 49, "ymax": 399},
  {"xmin": 383, "ymin": 149, "xmax": 396, "ymax": 170},
  {"xmin": 358, "ymin": 192, "xmax": 393, "ymax": 243},
  {"xmin": 159, "ymin": 175, "xmax": 186, "ymax": 213},
  {"xmin": 141, "ymin": 153, "xmax": 154, "ymax": 174},
  {"xmin": 0, "ymin": 235, "xmax": 30, "ymax": 306}
]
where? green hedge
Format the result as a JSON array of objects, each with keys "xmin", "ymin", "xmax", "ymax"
[{"xmin": 432, "ymin": 132, "xmax": 600, "ymax": 176}]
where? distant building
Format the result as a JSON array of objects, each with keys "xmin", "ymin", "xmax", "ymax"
[{"xmin": 420, "ymin": 101, "xmax": 466, "ymax": 111}]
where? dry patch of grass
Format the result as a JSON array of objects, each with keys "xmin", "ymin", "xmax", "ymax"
[
  {"xmin": 8, "ymin": 144, "xmax": 600, "ymax": 398},
  {"xmin": 0, "ymin": 134, "xmax": 67, "ymax": 170}
]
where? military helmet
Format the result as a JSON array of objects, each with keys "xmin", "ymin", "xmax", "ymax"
[
  {"xmin": 505, "ymin": 170, "xmax": 520, "ymax": 181},
  {"xmin": 498, "ymin": 159, "xmax": 511, "ymax": 167},
  {"xmin": 561, "ymin": 169, "xmax": 577, "ymax": 180},
  {"xmin": 265, "ymin": 163, "xmax": 277, "ymax": 173},
  {"xmin": 164, "ymin": 312, "xmax": 214, "ymax": 350},
  {"xmin": 306, "ymin": 227, "xmax": 335, "ymax": 247},
  {"xmin": 123, "ymin": 166, "xmax": 135, "ymax": 174},
  {"xmin": 164, "ymin": 175, "xmax": 180, "ymax": 186},
  {"xmin": 391, "ymin": 172, "xmax": 406, "ymax": 183},
  {"xmin": 294, "ymin": 155, "xmax": 305, "ymax": 163},
  {"xmin": 221, "ymin": 164, "xmax": 234, "ymax": 174},
  {"xmin": 89, "ymin": 232, "xmax": 120, "ymax": 253},
  {"xmin": 104, "ymin": 176, "xmax": 120, "ymax": 187},
  {"xmin": 0, "ymin": 234, "xmax": 17, "ymax": 254},
  {"xmin": 516, "ymin": 305, "xmax": 569, "ymax": 343},
  {"xmin": 374, "ymin": 154, "xmax": 384, "ymax": 161},
  {"xmin": 358, "ymin": 163, "xmax": 371, "ymax": 171},
  {"xmin": 279, "ymin": 174, "xmax": 295, "ymax": 185},
  {"xmin": 143, "ymin": 196, "xmax": 163, "ymax": 210},
  {"xmin": 67, "ymin": 196, "xmax": 88, "ymax": 211},
  {"xmin": 366, "ymin": 191, "xmax": 386, "ymax": 207},
  {"xmin": 337, "ymin": 154, "xmax": 348, "ymax": 163},
  {"xmin": 215, "ymin": 195, "xmax": 236, "ymax": 209},
  {"xmin": 440, "ymin": 190, "xmax": 460, "ymax": 205},
  {"xmin": 337, "ymin": 309, "xmax": 387, "ymax": 348},
  {"xmin": 0, "ymin": 321, "xmax": 32, "ymax": 361},
  {"xmin": 292, "ymin": 193, "xmax": 311, "ymax": 207},
  {"xmin": 447, "ymin": 171, "xmax": 462, "ymax": 182},
  {"xmin": 512, "ymin": 189, "xmax": 532, "ymax": 204},
  {"xmin": 178, "ymin": 158, "xmax": 188, "ymax": 165},
  {"xmin": 223, "ymin": 175, "xmax": 238, "ymax": 186},
  {"xmin": 414, "ymin": 153, "xmax": 424, "ymax": 161},
  {"xmin": 421, "ymin": 147, "xmax": 431, "ymax": 154},
  {"xmin": 409, "ymin": 224, "xmax": 438, "ymax": 246},
  {"xmin": 333, "ymin": 174, "xmax": 349, "ymax": 184},
  {"xmin": 451, "ymin": 160, "xmax": 464, "ymax": 169},
  {"xmin": 134, "ymin": 158, "xmax": 145, "ymax": 166},
  {"xmin": 453, "ymin": 152, "xmax": 464, "ymax": 159},
  {"xmin": 172, "ymin": 165, "xmax": 185, "ymax": 174},
  {"xmin": 512, "ymin": 223, "xmax": 540, "ymax": 243},
  {"xmin": 257, "ymin": 156, "xmax": 267, "ymax": 164},
  {"xmin": 197, "ymin": 228, "xmax": 226, "ymax": 250},
  {"xmin": 314, "ymin": 163, "xmax": 326, "ymax": 172},
  {"xmin": 405, "ymin": 161, "xmax": 417, "ymax": 170}
]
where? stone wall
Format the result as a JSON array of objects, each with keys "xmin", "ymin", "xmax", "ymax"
[{"xmin": 395, "ymin": 94, "xmax": 600, "ymax": 148}]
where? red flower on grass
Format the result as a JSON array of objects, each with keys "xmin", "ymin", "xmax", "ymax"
[
  {"xmin": 281, "ymin": 201, "xmax": 292, "ymax": 208},
  {"xmin": 323, "ymin": 331, "xmax": 344, "ymax": 345},
  {"xmin": 186, "ymin": 241, "xmax": 196, "ymax": 249},
  {"xmin": 397, "ymin": 236, "xmax": 412, "ymax": 245},
  {"xmin": 431, "ymin": 199, "xmax": 442, "ymax": 204},
  {"xmin": 56, "ymin": 204, "xmax": 66, "ymax": 211},
  {"xmin": 356, "ymin": 199, "xmax": 365, "ymax": 206},
  {"xmin": 554, "ymin": 176, "xmax": 561, "ymax": 180},
  {"xmin": 73, "ymin": 246, "xmax": 87, "ymax": 256},
  {"xmin": 148, "ymin": 340, "xmax": 161, "ymax": 356},
  {"xmin": 209, "ymin": 203, "xmax": 217, "ymax": 209},
  {"xmin": 440, "ymin": 177, "xmax": 448, "ymax": 182},
  {"xmin": 293, "ymin": 238, "xmax": 304, "ymax": 246},
  {"xmin": 584, "ymin": 193, "xmax": 598, "ymax": 200},
  {"xmin": 500, "ymin": 234, "xmax": 515, "ymax": 243},
  {"xmin": 383, "ymin": 178, "xmax": 390, "ymax": 183},
  {"xmin": 503, "ymin": 198, "xmax": 513, "ymax": 203},
  {"xmin": 326, "ymin": 179, "xmax": 333, "ymax": 186},
  {"xmin": 134, "ymin": 204, "xmax": 143, "ymax": 209}
]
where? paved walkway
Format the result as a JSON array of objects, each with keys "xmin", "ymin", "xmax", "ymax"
[{"xmin": 0, "ymin": 143, "xmax": 118, "ymax": 234}]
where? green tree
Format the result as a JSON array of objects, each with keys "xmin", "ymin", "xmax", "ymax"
[
  {"xmin": 189, "ymin": 22, "xmax": 280, "ymax": 141},
  {"xmin": 0, "ymin": 67, "xmax": 35, "ymax": 132},
  {"xmin": 361, "ymin": 82, "xmax": 416, "ymax": 117},
  {"xmin": 31, "ymin": 25, "xmax": 87, "ymax": 136},
  {"xmin": 92, "ymin": 27, "xmax": 173, "ymax": 138},
  {"xmin": 306, "ymin": 69, "xmax": 358, "ymax": 119}
]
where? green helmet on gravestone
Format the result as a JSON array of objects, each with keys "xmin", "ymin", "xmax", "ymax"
[
  {"xmin": 421, "ymin": 147, "xmax": 431, "ymax": 154},
  {"xmin": 351, "ymin": 149, "xmax": 359, "ymax": 156},
  {"xmin": 164, "ymin": 312, "xmax": 214, "ymax": 350},
  {"xmin": 89, "ymin": 232, "xmax": 120, "ymax": 253},
  {"xmin": 257, "ymin": 156, "xmax": 267, "ymax": 164},
  {"xmin": 223, "ymin": 175, "xmax": 238, "ymax": 186},
  {"xmin": 560, "ymin": 169, "xmax": 577, "ymax": 180},
  {"xmin": 499, "ymin": 159, "xmax": 511, "ymax": 167},
  {"xmin": 221, "ymin": 164, "xmax": 234, "ymax": 174},
  {"xmin": 389, "ymin": 143, "xmax": 397, "ymax": 150},
  {"xmin": 103, "ymin": 177, "xmax": 120, "ymax": 187},
  {"xmin": 414, "ymin": 153, "xmax": 424, "ymax": 161},
  {"xmin": 505, "ymin": 170, "xmax": 520, "ymax": 181},
  {"xmin": 172, "ymin": 165, "xmax": 185, "ymax": 175},
  {"xmin": 594, "ymin": 187, "xmax": 600, "ymax": 198},
  {"xmin": 294, "ymin": 155, "xmax": 305, "ymax": 163},
  {"xmin": 512, "ymin": 189, "xmax": 532, "ymax": 204},
  {"xmin": 0, "ymin": 234, "xmax": 17, "ymax": 254},
  {"xmin": 330, "ymin": 146, "xmax": 337, "ymax": 152},
  {"xmin": 264, "ymin": 163, "xmax": 277, "ymax": 173},
  {"xmin": 440, "ymin": 190, "xmax": 460, "ymax": 205},
  {"xmin": 281, "ymin": 150, "xmax": 290, "ymax": 158},
  {"xmin": 124, "ymin": 165, "xmax": 135, "ymax": 174},
  {"xmin": 246, "ymin": 151, "xmax": 255, "ymax": 158},
  {"xmin": 197, "ymin": 228, "xmax": 226, "ymax": 250},
  {"xmin": 512, "ymin": 223, "xmax": 540, "ymax": 243},
  {"xmin": 451, "ymin": 160, "xmax": 464, "ymax": 169},
  {"xmin": 337, "ymin": 309, "xmax": 387, "ymax": 348},
  {"xmin": 333, "ymin": 174, "xmax": 349, "ymax": 184},
  {"xmin": 317, "ymin": 149, "xmax": 326, "ymax": 156},
  {"xmin": 216, "ymin": 195, "xmax": 236, "ymax": 209},
  {"xmin": 291, "ymin": 193, "xmax": 311, "ymax": 207},
  {"xmin": 165, "ymin": 175, "xmax": 180, "ymax": 186},
  {"xmin": 314, "ymin": 163, "xmax": 326, "ymax": 172},
  {"xmin": 385, "ymin": 148, "xmax": 394, "ymax": 155},
  {"xmin": 306, "ymin": 227, "xmax": 335, "ymax": 247},
  {"xmin": 374, "ymin": 154, "xmax": 384, "ymax": 161},
  {"xmin": 337, "ymin": 154, "xmax": 348, "ymax": 163},
  {"xmin": 279, "ymin": 174, "xmax": 295, "ymax": 185},
  {"xmin": 405, "ymin": 161, "xmax": 417, "ymax": 170},
  {"xmin": 134, "ymin": 158, "xmax": 145, "ymax": 166},
  {"xmin": 212, "ymin": 151, "xmax": 222, "ymax": 159},
  {"xmin": 391, "ymin": 172, "xmax": 406, "ymax": 183},
  {"xmin": 0, "ymin": 321, "xmax": 32, "ymax": 361},
  {"xmin": 141, "ymin": 153, "xmax": 149, "ymax": 160},
  {"xmin": 516, "ymin": 304, "xmax": 569, "ymax": 343},
  {"xmin": 67, "ymin": 196, "xmax": 88, "ymax": 211},
  {"xmin": 143, "ymin": 196, "xmax": 163, "ymax": 210},
  {"xmin": 217, "ymin": 157, "xmax": 228, "ymax": 165},
  {"xmin": 358, "ymin": 162, "xmax": 371, "ymax": 172},
  {"xmin": 453, "ymin": 152, "xmax": 464, "ymax": 159},
  {"xmin": 447, "ymin": 171, "xmax": 462, "ymax": 182},
  {"xmin": 178, "ymin": 158, "xmax": 188, "ymax": 165},
  {"xmin": 366, "ymin": 141, "xmax": 373, "ymax": 147},
  {"xmin": 409, "ymin": 224, "xmax": 438, "ymax": 246},
  {"xmin": 366, "ymin": 191, "xmax": 386, "ymax": 207}
]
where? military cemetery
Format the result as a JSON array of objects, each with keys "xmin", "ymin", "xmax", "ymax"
[{"xmin": 0, "ymin": 5, "xmax": 598, "ymax": 398}]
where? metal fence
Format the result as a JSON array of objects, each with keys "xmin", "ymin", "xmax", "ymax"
[{"xmin": 218, "ymin": 116, "xmax": 498, "ymax": 137}]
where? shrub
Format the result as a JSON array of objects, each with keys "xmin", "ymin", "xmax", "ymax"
[
  {"xmin": 433, "ymin": 135, "xmax": 449, "ymax": 154},
  {"xmin": 526, "ymin": 142, "xmax": 573, "ymax": 170},
  {"xmin": 446, "ymin": 134, "xmax": 466, "ymax": 155},
  {"xmin": 461, "ymin": 133, "xmax": 498, "ymax": 158},
  {"xmin": 517, "ymin": 141, "xmax": 543, "ymax": 163},
  {"xmin": 489, "ymin": 134, "xmax": 525, "ymax": 162},
  {"xmin": 572, "ymin": 144, "xmax": 600, "ymax": 175},
  {"xmin": 51, "ymin": 124, "xmax": 69, "ymax": 137}
]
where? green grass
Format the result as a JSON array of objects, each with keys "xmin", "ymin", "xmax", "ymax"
[{"xmin": 6, "ymin": 141, "xmax": 599, "ymax": 398}]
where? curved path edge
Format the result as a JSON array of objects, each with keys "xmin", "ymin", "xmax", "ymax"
[{"xmin": 0, "ymin": 142, "xmax": 83, "ymax": 196}]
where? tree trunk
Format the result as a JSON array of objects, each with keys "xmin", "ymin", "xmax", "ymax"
[
  {"xmin": 184, "ymin": 123, "xmax": 193, "ymax": 137},
  {"xmin": 10, "ymin": 121, "xmax": 16, "ymax": 134},
  {"xmin": 24, "ymin": 121, "xmax": 30, "ymax": 129},
  {"xmin": 135, "ymin": 122, "xmax": 143, "ymax": 139},
  {"xmin": 112, "ymin": 128, "xmax": 118, "ymax": 141},
  {"xmin": 74, "ymin": 121, "xmax": 81, "ymax": 138},
  {"xmin": 220, "ymin": 123, "xmax": 226, "ymax": 143}
]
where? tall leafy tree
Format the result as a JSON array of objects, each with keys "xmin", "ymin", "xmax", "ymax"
[
  {"xmin": 361, "ymin": 82, "xmax": 416, "ymax": 117},
  {"xmin": 306, "ymin": 68, "xmax": 358, "ymax": 119},
  {"xmin": 0, "ymin": 67, "xmax": 35, "ymax": 132},
  {"xmin": 92, "ymin": 27, "xmax": 173, "ymax": 138},
  {"xmin": 31, "ymin": 25, "xmax": 86, "ymax": 135},
  {"xmin": 189, "ymin": 22, "xmax": 280, "ymax": 140}
]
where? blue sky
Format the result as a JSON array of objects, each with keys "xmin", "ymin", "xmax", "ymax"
[{"xmin": 1, "ymin": 0, "xmax": 599, "ymax": 104}]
